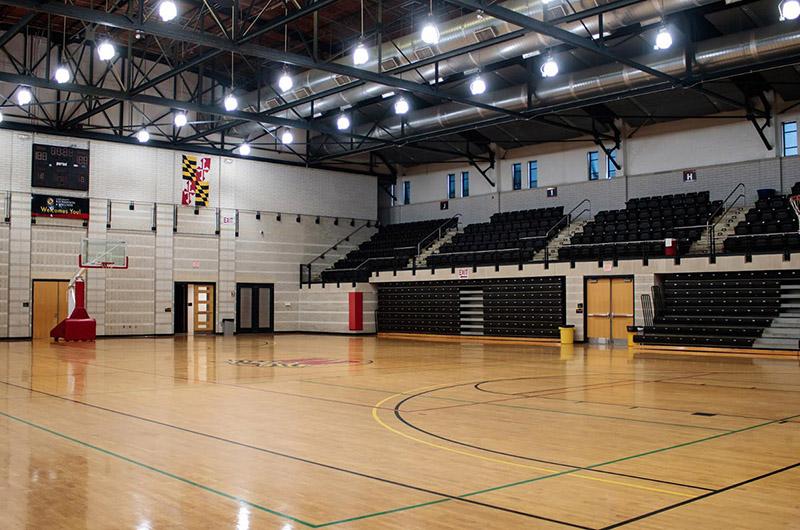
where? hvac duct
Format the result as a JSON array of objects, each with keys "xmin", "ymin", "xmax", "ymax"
[
  {"xmin": 312, "ymin": 23, "xmax": 800, "ymax": 156},
  {"xmin": 232, "ymin": 0, "xmax": 716, "ymax": 138}
]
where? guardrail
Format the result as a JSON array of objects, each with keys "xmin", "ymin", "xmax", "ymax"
[{"xmin": 708, "ymin": 182, "xmax": 746, "ymax": 262}]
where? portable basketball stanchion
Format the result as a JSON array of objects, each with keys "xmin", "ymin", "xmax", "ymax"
[{"xmin": 50, "ymin": 240, "xmax": 128, "ymax": 342}]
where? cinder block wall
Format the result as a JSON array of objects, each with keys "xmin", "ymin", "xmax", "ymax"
[{"xmin": 0, "ymin": 130, "xmax": 377, "ymax": 338}]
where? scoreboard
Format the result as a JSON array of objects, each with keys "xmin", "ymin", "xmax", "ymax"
[{"xmin": 32, "ymin": 144, "xmax": 90, "ymax": 191}]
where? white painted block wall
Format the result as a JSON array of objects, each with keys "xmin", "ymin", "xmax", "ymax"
[{"xmin": 0, "ymin": 130, "xmax": 377, "ymax": 337}]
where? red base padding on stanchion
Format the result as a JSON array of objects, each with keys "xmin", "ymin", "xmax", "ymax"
[{"xmin": 51, "ymin": 278, "xmax": 97, "ymax": 342}]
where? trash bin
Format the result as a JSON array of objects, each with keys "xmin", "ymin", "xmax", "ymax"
[
  {"xmin": 559, "ymin": 325, "xmax": 575, "ymax": 345},
  {"xmin": 626, "ymin": 325, "xmax": 642, "ymax": 347},
  {"xmin": 222, "ymin": 318, "xmax": 235, "ymax": 336}
]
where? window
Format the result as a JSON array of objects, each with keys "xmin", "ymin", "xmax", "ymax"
[
  {"xmin": 403, "ymin": 181, "xmax": 411, "ymax": 205},
  {"xmin": 447, "ymin": 173, "xmax": 456, "ymax": 199},
  {"xmin": 528, "ymin": 160, "xmax": 538, "ymax": 189},
  {"xmin": 606, "ymin": 151, "xmax": 617, "ymax": 179},
  {"xmin": 390, "ymin": 184, "xmax": 396, "ymax": 206},
  {"xmin": 587, "ymin": 151, "xmax": 599, "ymax": 180},
  {"xmin": 512, "ymin": 163, "xmax": 522, "ymax": 190},
  {"xmin": 783, "ymin": 121, "xmax": 798, "ymax": 156},
  {"xmin": 461, "ymin": 171, "xmax": 470, "ymax": 197}
]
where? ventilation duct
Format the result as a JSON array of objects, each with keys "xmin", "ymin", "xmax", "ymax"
[
  {"xmin": 230, "ymin": 0, "xmax": 718, "ymax": 140},
  {"xmin": 312, "ymin": 24, "xmax": 800, "ymax": 156}
]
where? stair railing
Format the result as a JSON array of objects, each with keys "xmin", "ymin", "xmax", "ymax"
[
  {"xmin": 300, "ymin": 221, "xmax": 373, "ymax": 287},
  {"xmin": 708, "ymin": 182, "xmax": 746, "ymax": 262},
  {"xmin": 415, "ymin": 214, "xmax": 462, "ymax": 257},
  {"xmin": 518, "ymin": 199, "xmax": 592, "ymax": 267}
]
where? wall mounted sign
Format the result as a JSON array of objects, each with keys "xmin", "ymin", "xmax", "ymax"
[
  {"xmin": 440, "ymin": 200, "xmax": 449, "ymax": 210},
  {"xmin": 547, "ymin": 187, "xmax": 558, "ymax": 197},
  {"xmin": 683, "ymin": 169, "xmax": 697, "ymax": 182},
  {"xmin": 457, "ymin": 267, "xmax": 470, "ymax": 279},
  {"xmin": 31, "ymin": 194, "xmax": 89, "ymax": 220},
  {"xmin": 32, "ymin": 144, "xmax": 90, "ymax": 191}
]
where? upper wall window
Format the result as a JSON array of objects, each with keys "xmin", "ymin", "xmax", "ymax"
[
  {"xmin": 390, "ymin": 184, "xmax": 396, "ymax": 206},
  {"xmin": 447, "ymin": 173, "xmax": 456, "ymax": 199},
  {"xmin": 512, "ymin": 163, "xmax": 522, "ymax": 190},
  {"xmin": 461, "ymin": 171, "xmax": 470, "ymax": 197},
  {"xmin": 783, "ymin": 121, "xmax": 798, "ymax": 157},
  {"xmin": 528, "ymin": 160, "xmax": 538, "ymax": 189},
  {"xmin": 588, "ymin": 151, "xmax": 600, "ymax": 181},
  {"xmin": 606, "ymin": 151, "xmax": 618, "ymax": 179},
  {"xmin": 403, "ymin": 181, "xmax": 411, "ymax": 205}
]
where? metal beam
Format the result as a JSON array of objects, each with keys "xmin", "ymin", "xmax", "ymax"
[
  {"xmin": 0, "ymin": 70, "xmax": 398, "ymax": 149},
  {"xmin": 63, "ymin": 0, "xmax": 339, "ymax": 127},
  {"xmin": 0, "ymin": 12, "xmax": 36, "ymax": 49},
  {"xmin": 0, "ymin": 0, "xmax": 527, "ymax": 122}
]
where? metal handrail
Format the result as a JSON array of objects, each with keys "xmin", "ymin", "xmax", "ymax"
[
  {"xmin": 708, "ymin": 182, "xmax": 747, "ymax": 260},
  {"xmin": 430, "ymin": 247, "xmax": 520, "ymax": 257},
  {"xmin": 308, "ymin": 221, "xmax": 372, "ymax": 266},
  {"xmin": 323, "ymin": 255, "xmax": 401, "ymax": 273},
  {"xmin": 564, "ymin": 237, "xmax": 691, "ymax": 248},
  {"xmin": 415, "ymin": 214, "xmax": 462, "ymax": 256}
]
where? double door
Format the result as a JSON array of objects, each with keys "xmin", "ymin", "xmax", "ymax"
[
  {"xmin": 236, "ymin": 284, "xmax": 274, "ymax": 333},
  {"xmin": 586, "ymin": 277, "xmax": 634, "ymax": 342}
]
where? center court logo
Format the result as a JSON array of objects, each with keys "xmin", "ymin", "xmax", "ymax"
[{"xmin": 227, "ymin": 358, "xmax": 373, "ymax": 368}]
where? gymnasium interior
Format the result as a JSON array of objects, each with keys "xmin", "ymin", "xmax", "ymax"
[{"xmin": 0, "ymin": 0, "xmax": 799, "ymax": 527}]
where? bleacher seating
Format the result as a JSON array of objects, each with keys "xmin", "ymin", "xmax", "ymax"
[
  {"xmin": 635, "ymin": 270, "xmax": 800, "ymax": 348},
  {"xmin": 320, "ymin": 218, "xmax": 453, "ymax": 283},
  {"xmin": 377, "ymin": 277, "xmax": 564, "ymax": 338},
  {"xmin": 559, "ymin": 192, "xmax": 722, "ymax": 261},
  {"xmin": 426, "ymin": 207, "xmax": 565, "ymax": 269},
  {"xmin": 724, "ymin": 183, "xmax": 800, "ymax": 255}
]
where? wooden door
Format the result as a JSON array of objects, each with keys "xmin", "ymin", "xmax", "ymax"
[
  {"xmin": 193, "ymin": 284, "xmax": 215, "ymax": 333},
  {"xmin": 586, "ymin": 278, "xmax": 611, "ymax": 341},
  {"xmin": 611, "ymin": 277, "xmax": 634, "ymax": 340},
  {"xmin": 33, "ymin": 281, "xmax": 69, "ymax": 339}
]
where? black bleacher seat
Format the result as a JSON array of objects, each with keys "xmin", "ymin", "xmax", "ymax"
[
  {"xmin": 320, "ymin": 218, "xmax": 455, "ymax": 283},
  {"xmin": 559, "ymin": 192, "xmax": 722, "ymax": 262},
  {"xmin": 724, "ymin": 183, "xmax": 800, "ymax": 255},
  {"xmin": 427, "ymin": 207, "xmax": 565, "ymax": 269},
  {"xmin": 634, "ymin": 270, "xmax": 800, "ymax": 348}
]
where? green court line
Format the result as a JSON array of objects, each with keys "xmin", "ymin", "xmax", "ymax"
[
  {"xmin": 310, "ymin": 411, "xmax": 800, "ymax": 527},
  {"xmin": 0, "ymin": 411, "xmax": 319, "ymax": 529},
  {"xmin": 303, "ymin": 380, "xmax": 734, "ymax": 432},
  {"xmin": 2, "ymin": 406, "xmax": 798, "ymax": 529}
]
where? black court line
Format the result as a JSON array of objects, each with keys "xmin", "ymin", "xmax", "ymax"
[
  {"xmin": 0, "ymin": 378, "xmax": 589, "ymax": 529},
  {"xmin": 393, "ymin": 379, "xmax": 716, "ymax": 493},
  {"xmin": 601, "ymin": 461, "xmax": 800, "ymax": 529},
  {"xmin": 302, "ymin": 379, "xmax": 732, "ymax": 432}
]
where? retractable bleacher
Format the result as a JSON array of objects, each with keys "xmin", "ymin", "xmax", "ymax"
[
  {"xmin": 377, "ymin": 277, "xmax": 565, "ymax": 338},
  {"xmin": 320, "ymin": 218, "xmax": 454, "ymax": 283},
  {"xmin": 635, "ymin": 270, "xmax": 800, "ymax": 349},
  {"xmin": 427, "ymin": 207, "xmax": 565, "ymax": 269},
  {"xmin": 724, "ymin": 183, "xmax": 800, "ymax": 255},
  {"xmin": 559, "ymin": 192, "xmax": 722, "ymax": 262}
]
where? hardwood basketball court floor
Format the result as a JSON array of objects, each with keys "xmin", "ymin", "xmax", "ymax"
[{"xmin": 1, "ymin": 334, "xmax": 798, "ymax": 529}]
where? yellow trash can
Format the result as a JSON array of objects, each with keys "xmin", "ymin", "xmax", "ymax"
[
  {"xmin": 559, "ymin": 325, "xmax": 575, "ymax": 345},
  {"xmin": 626, "ymin": 326, "xmax": 640, "ymax": 347}
]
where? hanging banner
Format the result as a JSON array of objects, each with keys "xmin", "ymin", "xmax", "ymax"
[
  {"xmin": 31, "ymin": 194, "xmax": 89, "ymax": 220},
  {"xmin": 181, "ymin": 154, "xmax": 212, "ymax": 206}
]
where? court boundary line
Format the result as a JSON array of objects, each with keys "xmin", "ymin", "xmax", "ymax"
[
  {"xmin": 0, "ymin": 378, "xmax": 591, "ymax": 529},
  {"xmin": 3, "ymin": 374, "xmax": 798, "ymax": 528},
  {"xmin": 392, "ymin": 380, "xmax": 716, "ymax": 492},
  {"xmin": 601, "ymin": 461, "xmax": 800, "ymax": 529}
]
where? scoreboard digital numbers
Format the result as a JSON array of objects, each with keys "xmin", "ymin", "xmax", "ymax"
[{"xmin": 32, "ymin": 144, "xmax": 90, "ymax": 191}]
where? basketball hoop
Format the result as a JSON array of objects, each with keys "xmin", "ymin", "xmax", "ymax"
[
  {"xmin": 790, "ymin": 195, "xmax": 800, "ymax": 233},
  {"xmin": 78, "ymin": 239, "xmax": 129, "ymax": 270}
]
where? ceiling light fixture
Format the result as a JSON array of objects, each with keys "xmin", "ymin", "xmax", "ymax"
[
  {"xmin": 394, "ymin": 96, "xmax": 409, "ymax": 115},
  {"xmin": 173, "ymin": 111, "xmax": 187, "ymax": 127},
  {"xmin": 136, "ymin": 129, "xmax": 150, "ymax": 143},
  {"xmin": 158, "ymin": 0, "xmax": 177, "ymax": 22},
  {"xmin": 469, "ymin": 75, "xmax": 486, "ymax": 95}
]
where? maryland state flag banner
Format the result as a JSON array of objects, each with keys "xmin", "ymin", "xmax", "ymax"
[{"xmin": 181, "ymin": 154, "xmax": 211, "ymax": 206}]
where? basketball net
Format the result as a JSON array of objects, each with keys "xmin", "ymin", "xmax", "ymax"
[{"xmin": 791, "ymin": 195, "xmax": 800, "ymax": 233}]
